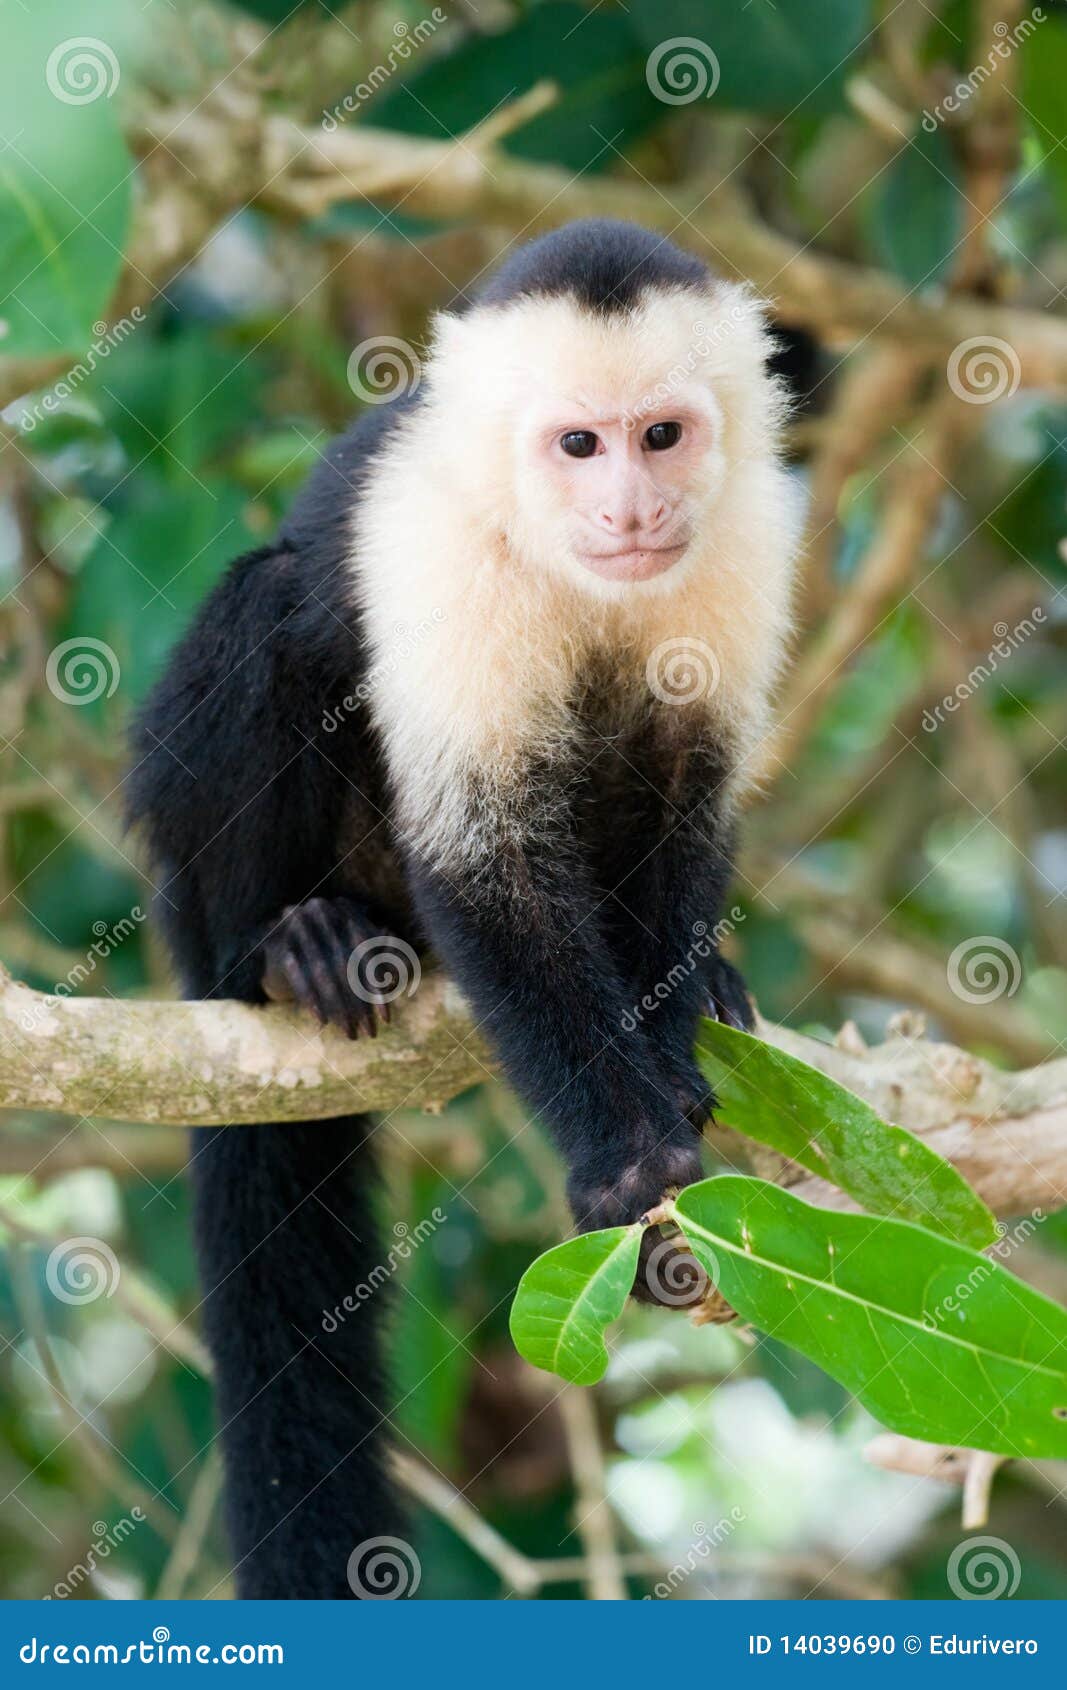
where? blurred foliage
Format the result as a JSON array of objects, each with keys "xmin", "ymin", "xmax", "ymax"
[{"xmin": 0, "ymin": 0, "xmax": 1065, "ymax": 1602}]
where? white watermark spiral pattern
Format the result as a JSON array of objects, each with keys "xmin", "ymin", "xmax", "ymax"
[
  {"xmin": 947, "ymin": 336, "xmax": 1021, "ymax": 405},
  {"xmin": 947, "ymin": 936, "xmax": 1022, "ymax": 1004},
  {"xmin": 45, "ymin": 1237, "xmax": 120, "ymax": 1305},
  {"xmin": 645, "ymin": 38, "xmax": 720, "ymax": 104},
  {"xmin": 346, "ymin": 936, "xmax": 421, "ymax": 1005},
  {"xmin": 646, "ymin": 637, "xmax": 721, "ymax": 706},
  {"xmin": 642, "ymin": 1236, "xmax": 712, "ymax": 1306},
  {"xmin": 947, "ymin": 1536, "xmax": 1021, "ymax": 1599},
  {"xmin": 46, "ymin": 638, "xmax": 120, "ymax": 705},
  {"xmin": 45, "ymin": 38, "xmax": 120, "ymax": 104},
  {"xmin": 347, "ymin": 1536, "xmax": 421, "ymax": 1599},
  {"xmin": 346, "ymin": 336, "xmax": 422, "ymax": 404}
]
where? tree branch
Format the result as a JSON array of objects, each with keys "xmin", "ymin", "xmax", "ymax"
[
  {"xmin": 4, "ymin": 89, "xmax": 1067, "ymax": 411},
  {"xmin": 1, "ymin": 965, "xmax": 1065, "ymax": 1219}
]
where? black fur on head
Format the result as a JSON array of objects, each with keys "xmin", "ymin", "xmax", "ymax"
[{"xmin": 472, "ymin": 218, "xmax": 711, "ymax": 315}]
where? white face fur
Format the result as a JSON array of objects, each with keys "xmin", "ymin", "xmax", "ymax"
[
  {"xmin": 353, "ymin": 279, "xmax": 803, "ymax": 861},
  {"xmin": 425, "ymin": 286, "xmax": 763, "ymax": 600}
]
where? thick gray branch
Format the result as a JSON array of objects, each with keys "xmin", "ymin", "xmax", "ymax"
[{"xmin": 1, "ymin": 968, "xmax": 1064, "ymax": 1218}]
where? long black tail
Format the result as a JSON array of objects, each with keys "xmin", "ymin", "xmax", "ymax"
[{"xmin": 190, "ymin": 1114, "xmax": 398, "ymax": 1598}]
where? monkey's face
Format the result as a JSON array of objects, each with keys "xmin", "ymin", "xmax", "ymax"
[
  {"xmin": 429, "ymin": 284, "xmax": 773, "ymax": 598},
  {"xmin": 516, "ymin": 397, "xmax": 723, "ymax": 588}
]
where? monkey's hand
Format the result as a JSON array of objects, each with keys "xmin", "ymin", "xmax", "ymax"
[
  {"xmin": 260, "ymin": 896, "xmax": 398, "ymax": 1040},
  {"xmin": 567, "ymin": 1132, "xmax": 708, "ymax": 1310}
]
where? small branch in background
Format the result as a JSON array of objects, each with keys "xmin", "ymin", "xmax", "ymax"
[
  {"xmin": 556, "ymin": 1385, "xmax": 628, "ymax": 1601},
  {"xmin": 0, "ymin": 1125, "xmax": 189, "ymax": 1181},
  {"xmin": 155, "ymin": 1450, "xmax": 225, "ymax": 1600},
  {"xmin": 754, "ymin": 872, "xmax": 1058, "ymax": 1068},
  {"xmin": 0, "ymin": 1202, "xmax": 211, "ymax": 1379},
  {"xmin": 951, "ymin": 0, "xmax": 1025, "ymax": 297},
  {"xmin": 390, "ymin": 1448, "xmax": 543, "ymax": 1597},
  {"xmin": 774, "ymin": 397, "xmax": 979, "ymax": 767},
  {"xmin": 6, "ymin": 1242, "xmax": 179, "ymax": 1543},
  {"xmin": 796, "ymin": 343, "xmax": 928, "ymax": 624},
  {"xmin": 864, "ymin": 1433, "xmax": 1007, "ymax": 1530}
]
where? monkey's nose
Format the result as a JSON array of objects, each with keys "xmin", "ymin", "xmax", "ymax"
[{"xmin": 597, "ymin": 500, "xmax": 667, "ymax": 534}]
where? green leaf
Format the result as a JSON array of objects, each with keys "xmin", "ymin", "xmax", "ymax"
[
  {"xmin": 630, "ymin": 0, "xmax": 873, "ymax": 115},
  {"xmin": 871, "ymin": 124, "xmax": 964, "ymax": 289},
  {"xmin": 1021, "ymin": 17, "xmax": 1067, "ymax": 221},
  {"xmin": 371, "ymin": 3, "xmax": 667, "ymax": 176},
  {"xmin": 67, "ymin": 475, "xmax": 259, "ymax": 706},
  {"xmin": 0, "ymin": 8, "xmax": 133, "ymax": 356},
  {"xmin": 696, "ymin": 1018, "xmax": 996, "ymax": 1250},
  {"xmin": 509, "ymin": 1226, "xmax": 641, "ymax": 1385},
  {"xmin": 675, "ymin": 1177, "xmax": 1067, "ymax": 1459}
]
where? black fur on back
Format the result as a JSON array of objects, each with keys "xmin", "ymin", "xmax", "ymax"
[{"xmin": 472, "ymin": 218, "xmax": 710, "ymax": 314}]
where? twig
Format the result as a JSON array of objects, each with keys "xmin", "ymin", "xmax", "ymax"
[
  {"xmin": 556, "ymin": 1385, "xmax": 628, "ymax": 1600},
  {"xmin": 863, "ymin": 1433, "xmax": 1007, "ymax": 1530},
  {"xmin": 390, "ymin": 1447, "xmax": 541, "ymax": 1596},
  {"xmin": 775, "ymin": 397, "xmax": 978, "ymax": 764},
  {"xmin": 4, "ymin": 84, "xmax": 1067, "ymax": 409},
  {"xmin": 156, "ymin": 1450, "xmax": 224, "ymax": 1599},
  {"xmin": 6, "ymin": 1242, "xmax": 178, "ymax": 1542}
]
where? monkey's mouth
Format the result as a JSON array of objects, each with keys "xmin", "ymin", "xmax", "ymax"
[{"xmin": 575, "ymin": 543, "xmax": 687, "ymax": 583}]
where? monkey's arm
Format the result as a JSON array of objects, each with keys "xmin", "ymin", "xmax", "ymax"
[
  {"xmin": 127, "ymin": 541, "xmax": 385, "ymax": 1011},
  {"xmin": 405, "ymin": 818, "xmax": 705, "ymax": 1231}
]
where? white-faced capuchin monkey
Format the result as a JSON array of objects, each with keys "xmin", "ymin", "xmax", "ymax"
[{"xmin": 128, "ymin": 219, "xmax": 802, "ymax": 1598}]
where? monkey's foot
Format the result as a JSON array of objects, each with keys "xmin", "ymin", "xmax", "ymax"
[
  {"xmin": 705, "ymin": 953, "xmax": 755, "ymax": 1032},
  {"xmin": 260, "ymin": 897, "xmax": 399, "ymax": 1040}
]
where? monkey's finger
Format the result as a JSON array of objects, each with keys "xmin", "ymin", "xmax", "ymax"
[
  {"xmin": 286, "ymin": 916, "xmax": 354, "ymax": 1037},
  {"xmin": 341, "ymin": 908, "xmax": 392, "ymax": 1033},
  {"xmin": 277, "ymin": 948, "xmax": 326, "ymax": 1027},
  {"xmin": 301, "ymin": 907, "xmax": 364, "ymax": 1039},
  {"xmin": 298, "ymin": 899, "xmax": 376, "ymax": 1036},
  {"xmin": 306, "ymin": 900, "xmax": 376, "ymax": 1040},
  {"xmin": 317, "ymin": 905, "xmax": 381, "ymax": 1039}
]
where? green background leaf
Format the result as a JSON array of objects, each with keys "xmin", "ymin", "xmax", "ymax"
[
  {"xmin": 871, "ymin": 125, "xmax": 964, "ymax": 289},
  {"xmin": 371, "ymin": 3, "xmax": 667, "ymax": 175},
  {"xmin": 0, "ymin": 6, "xmax": 134, "ymax": 355},
  {"xmin": 629, "ymin": 0, "xmax": 873, "ymax": 114}
]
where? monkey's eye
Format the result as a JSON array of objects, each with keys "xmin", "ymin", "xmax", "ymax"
[
  {"xmin": 644, "ymin": 421, "xmax": 682, "ymax": 451},
  {"xmin": 560, "ymin": 430, "xmax": 600, "ymax": 459}
]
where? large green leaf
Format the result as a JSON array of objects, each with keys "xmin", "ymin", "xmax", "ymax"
[
  {"xmin": 370, "ymin": 4, "xmax": 667, "ymax": 175},
  {"xmin": 630, "ymin": 0, "xmax": 873, "ymax": 115},
  {"xmin": 695, "ymin": 1018, "xmax": 996, "ymax": 1250},
  {"xmin": 0, "ymin": 7, "xmax": 133, "ymax": 356},
  {"xmin": 871, "ymin": 124, "xmax": 964, "ymax": 289},
  {"xmin": 509, "ymin": 1226, "xmax": 641, "ymax": 1385},
  {"xmin": 675, "ymin": 1177, "xmax": 1067, "ymax": 1459}
]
